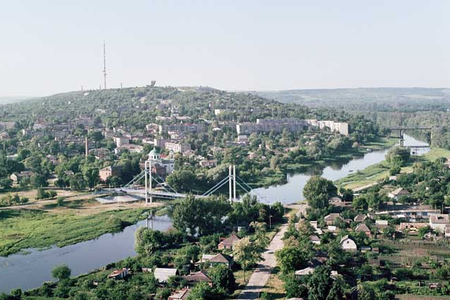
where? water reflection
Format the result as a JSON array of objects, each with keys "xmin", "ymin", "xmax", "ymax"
[
  {"xmin": 252, "ymin": 135, "xmax": 429, "ymax": 204},
  {"xmin": 0, "ymin": 216, "xmax": 172, "ymax": 293}
]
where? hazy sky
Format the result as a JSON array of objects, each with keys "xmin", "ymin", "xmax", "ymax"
[{"xmin": 0, "ymin": 0, "xmax": 449, "ymax": 97}]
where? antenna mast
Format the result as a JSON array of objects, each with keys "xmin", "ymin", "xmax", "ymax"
[{"xmin": 103, "ymin": 42, "xmax": 107, "ymax": 90}]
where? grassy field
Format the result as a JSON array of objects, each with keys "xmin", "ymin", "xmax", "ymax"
[
  {"xmin": 336, "ymin": 147, "xmax": 450, "ymax": 190},
  {"xmin": 423, "ymin": 147, "xmax": 450, "ymax": 162},
  {"xmin": 335, "ymin": 161, "xmax": 391, "ymax": 189},
  {"xmin": 0, "ymin": 205, "xmax": 151, "ymax": 256},
  {"xmin": 364, "ymin": 137, "xmax": 398, "ymax": 150},
  {"xmin": 231, "ymin": 269, "xmax": 251, "ymax": 298},
  {"xmin": 261, "ymin": 267, "xmax": 286, "ymax": 299}
]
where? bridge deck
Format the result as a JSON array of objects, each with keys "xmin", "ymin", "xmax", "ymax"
[{"xmin": 117, "ymin": 188, "xmax": 208, "ymax": 199}]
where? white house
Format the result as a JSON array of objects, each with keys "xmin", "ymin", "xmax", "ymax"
[
  {"xmin": 309, "ymin": 235, "xmax": 321, "ymax": 245},
  {"xmin": 154, "ymin": 268, "xmax": 178, "ymax": 283},
  {"xmin": 388, "ymin": 188, "xmax": 411, "ymax": 200},
  {"xmin": 108, "ymin": 268, "xmax": 129, "ymax": 280},
  {"xmin": 340, "ymin": 235, "xmax": 357, "ymax": 251},
  {"xmin": 113, "ymin": 136, "xmax": 130, "ymax": 148},
  {"xmin": 429, "ymin": 214, "xmax": 450, "ymax": 233}
]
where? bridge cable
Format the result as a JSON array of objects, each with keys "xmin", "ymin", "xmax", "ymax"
[
  {"xmin": 203, "ymin": 177, "xmax": 231, "ymax": 196},
  {"xmin": 202, "ymin": 176, "xmax": 230, "ymax": 196}
]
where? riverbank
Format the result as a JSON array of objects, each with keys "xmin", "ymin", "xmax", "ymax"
[
  {"xmin": 0, "ymin": 201, "xmax": 162, "ymax": 256},
  {"xmin": 336, "ymin": 146, "xmax": 450, "ymax": 190},
  {"xmin": 246, "ymin": 136, "xmax": 396, "ymax": 188}
]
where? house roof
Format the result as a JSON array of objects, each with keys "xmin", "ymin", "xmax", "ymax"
[
  {"xmin": 154, "ymin": 268, "xmax": 178, "ymax": 283},
  {"xmin": 108, "ymin": 268, "xmax": 128, "ymax": 278},
  {"xmin": 340, "ymin": 235, "xmax": 355, "ymax": 243},
  {"xmin": 355, "ymin": 223, "xmax": 371, "ymax": 233},
  {"xmin": 198, "ymin": 254, "xmax": 216, "ymax": 263},
  {"xmin": 309, "ymin": 235, "xmax": 320, "ymax": 242},
  {"xmin": 430, "ymin": 214, "xmax": 450, "ymax": 224},
  {"xmin": 209, "ymin": 253, "xmax": 233, "ymax": 264},
  {"xmin": 220, "ymin": 234, "xmax": 240, "ymax": 246},
  {"xmin": 183, "ymin": 271, "xmax": 212, "ymax": 283},
  {"xmin": 294, "ymin": 267, "xmax": 315, "ymax": 276},
  {"xmin": 100, "ymin": 165, "xmax": 122, "ymax": 172},
  {"xmin": 354, "ymin": 214, "xmax": 367, "ymax": 222},
  {"xmin": 169, "ymin": 288, "xmax": 191, "ymax": 300},
  {"xmin": 324, "ymin": 213, "xmax": 342, "ymax": 221},
  {"xmin": 390, "ymin": 188, "xmax": 411, "ymax": 196}
]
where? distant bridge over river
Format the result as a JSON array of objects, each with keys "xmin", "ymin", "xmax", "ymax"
[{"xmin": 389, "ymin": 126, "xmax": 433, "ymax": 148}]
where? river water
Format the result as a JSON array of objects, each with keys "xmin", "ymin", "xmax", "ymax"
[
  {"xmin": 252, "ymin": 134, "xmax": 428, "ymax": 204},
  {"xmin": 0, "ymin": 216, "xmax": 172, "ymax": 293},
  {"xmin": 0, "ymin": 135, "xmax": 427, "ymax": 293}
]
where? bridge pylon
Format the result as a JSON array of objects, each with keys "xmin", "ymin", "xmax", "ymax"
[
  {"xmin": 229, "ymin": 164, "xmax": 237, "ymax": 202},
  {"xmin": 144, "ymin": 160, "xmax": 153, "ymax": 206}
]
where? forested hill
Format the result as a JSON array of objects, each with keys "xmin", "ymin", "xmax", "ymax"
[
  {"xmin": 255, "ymin": 88, "xmax": 450, "ymax": 112},
  {"xmin": 0, "ymin": 86, "xmax": 379, "ymax": 136}
]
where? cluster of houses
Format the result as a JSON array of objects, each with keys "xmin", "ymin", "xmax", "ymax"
[
  {"xmin": 106, "ymin": 233, "xmax": 241, "ymax": 299},
  {"xmin": 293, "ymin": 182, "xmax": 450, "ymax": 280},
  {"xmin": 2, "ymin": 98, "xmax": 352, "ymax": 191}
]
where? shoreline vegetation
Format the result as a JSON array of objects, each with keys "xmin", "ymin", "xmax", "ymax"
[
  {"xmin": 0, "ymin": 137, "xmax": 395, "ymax": 257},
  {"xmin": 247, "ymin": 136, "xmax": 397, "ymax": 188},
  {"xmin": 336, "ymin": 146, "xmax": 450, "ymax": 190},
  {"xmin": 0, "ymin": 206, "xmax": 154, "ymax": 257}
]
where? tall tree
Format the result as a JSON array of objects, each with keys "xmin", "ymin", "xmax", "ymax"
[
  {"xmin": 303, "ymin": 176, "xmax": 337, "ymax": 209},
  {"xmin": 233, "ymin": 237, "xmax": 262, "ymax": 281}
]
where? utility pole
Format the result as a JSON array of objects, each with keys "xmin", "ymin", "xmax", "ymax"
[
  {"xmin": 85, "ymin": 136, "xmax": 89, "ymax": 157},
  {"xmin": 103, "ymin": 42, "xmax": 107, "ymax": 90}
]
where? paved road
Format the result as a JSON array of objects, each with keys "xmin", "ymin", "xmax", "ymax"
[
  {"xmin": 237, "ymin": 204, "xmax": 307, "ymax": 299},
  {"xmin": 237, "ymin": 224, "xmax": 288, "ymax": 299}
]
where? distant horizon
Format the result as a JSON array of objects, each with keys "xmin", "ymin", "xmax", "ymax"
[{"xmin": 1, "ymin": 85, "xmax": 449, "ymax": 100}]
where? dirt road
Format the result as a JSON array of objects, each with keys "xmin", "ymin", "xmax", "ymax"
[{"xmin": 237, "ymin": 203, "xmax": 307, "ymax": 299}]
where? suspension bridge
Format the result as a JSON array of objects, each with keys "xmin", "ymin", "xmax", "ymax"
[{"xmin": 111, "ymin": 163, "xmax": 264, "ymax": 205}]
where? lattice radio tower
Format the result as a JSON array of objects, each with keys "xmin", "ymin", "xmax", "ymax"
[{"xmin": 103, "ymin": 42, "xmax": 107, "ymax": 90}]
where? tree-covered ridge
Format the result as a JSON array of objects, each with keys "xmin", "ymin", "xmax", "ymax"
[
  {"xmin": 0, "ymin": 86, "xmax": 380, "ymax": 136},
  {"xmin": 256, "ymin": 87, "xmax": 450, "ymax": 112},
  {"xmin": 0, "ymin": 87, "xmax": 376, "ymax": 134}
]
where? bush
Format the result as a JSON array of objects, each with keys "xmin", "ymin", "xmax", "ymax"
[
  {"xmin": 57, "ymin": 197, "xmax": 65, "ymax": 206},
  {"xmin": 52, "ymin": 265, "xmax": 71, "ymax": 281},
  {"xmin": 36, "ymin": 189, "xmax": 57, "ymax": 200}
]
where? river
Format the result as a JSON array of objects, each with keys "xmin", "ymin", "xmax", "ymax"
[
  {"xmin": 0, "ymin": 216, "xmax": 172, "ymax": 293},
  {"xmin": 0, "ymin": 135, "xmax": 428, "ymax": 293},
  {"xmin": 252, "ymin": 134, "xmax": 428, "ymax": 204}
]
